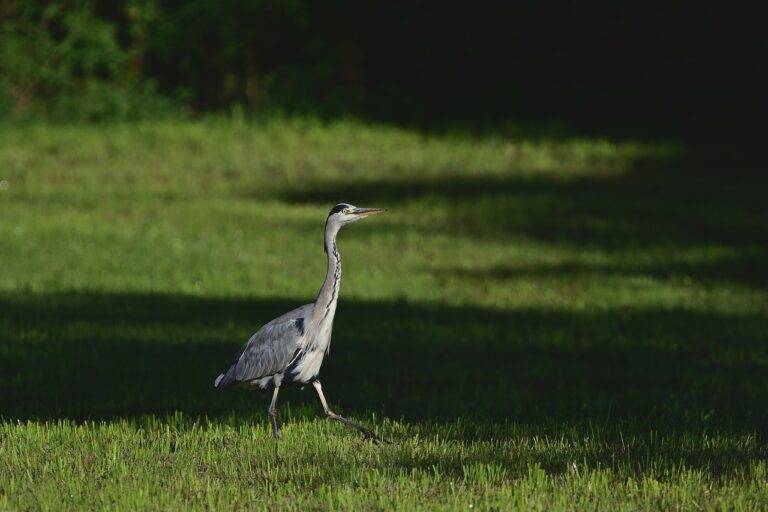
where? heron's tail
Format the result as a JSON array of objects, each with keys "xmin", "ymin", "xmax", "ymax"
[{"xmin": 214, "ymin": 366, "xmax": 237, "ymax": 390}]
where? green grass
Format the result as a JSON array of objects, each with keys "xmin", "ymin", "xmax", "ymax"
[{"xmin": 1, "ymin": 118, "xmax": 767, "ymax": 510}]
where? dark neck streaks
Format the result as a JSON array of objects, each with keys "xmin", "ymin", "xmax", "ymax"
[{"xmin": 314, "ymin": 221, "xmax": 342, "ymax": 323}]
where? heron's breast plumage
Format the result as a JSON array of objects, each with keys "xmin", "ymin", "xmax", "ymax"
[{"xmin": 285, "ymin": 309, "xmax": 336, "ymax": 384}]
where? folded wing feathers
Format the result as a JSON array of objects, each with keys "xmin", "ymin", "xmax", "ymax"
[{"xmin": 214, "ymin": 304, "xmax": 312, "ymax": 389}]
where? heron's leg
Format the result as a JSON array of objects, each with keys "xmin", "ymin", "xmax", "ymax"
[
  {"xmin": 311, "ymin": 380, "xmax": 387, "ymax": 443},
  {"xmin": 267, "ymin": 385, "xmax": 281, "ymax": 440}
]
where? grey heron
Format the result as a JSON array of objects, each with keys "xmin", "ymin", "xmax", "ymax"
[{"xmin": 214, "ymin": 203, "xmax": 387, "ymax": 441}]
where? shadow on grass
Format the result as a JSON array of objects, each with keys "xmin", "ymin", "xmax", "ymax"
[
  {"xmin": 2, "ymin": 292, "xmax": 766, "ymax": 436},
  {"xmin": 277, "ymin": 162, "xmax": 768, "ymax": 254},
  {"xmin": 432, "ymin": 251, "xmax": 768, "ymax": 291}
]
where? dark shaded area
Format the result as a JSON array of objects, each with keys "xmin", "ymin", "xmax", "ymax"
[
  {"xmin": 436, "ymin": 255, "xmax": 768, "ymax": 293},
  {"xmin": 2, "ymin": 1, "xmax": 765, "ymax": 132},
  {"xmin": 1, "ymin": 292, "xmax": 767, "ymax": 437},
  {"xmin": 135, "ymin": 1, "xmax": 768, "ymax": 131},
  {"xmin": 279, "ymin": 159, "xmax": 768, "ymax": 256}
]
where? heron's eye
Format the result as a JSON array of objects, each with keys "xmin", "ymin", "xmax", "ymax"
[{"xmin": 343, "ymin": 208, "xmax": 351, "ymax": 214}]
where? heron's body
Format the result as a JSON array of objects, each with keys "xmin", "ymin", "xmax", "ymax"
[{"xmin": 213, "ymin": 203, "xmax": 385, "ymax": 441}]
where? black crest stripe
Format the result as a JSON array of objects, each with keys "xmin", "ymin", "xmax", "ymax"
[{"xmin": 328, "ymin": 204, "xmax": 348, "ymax": 216}]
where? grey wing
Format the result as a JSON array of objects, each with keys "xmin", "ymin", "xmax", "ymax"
[{"xmin": 215, "ymin": 304, "xmax": 312, "ymax": 388}]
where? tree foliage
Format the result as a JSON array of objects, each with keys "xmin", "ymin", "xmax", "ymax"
[
  {"xmin": 0, "ymin": 1, "xmax": 172, "ymax": 120},
  {"xmin": 0, "ymin": 1, "xmax": 762, "ymax": 126}
]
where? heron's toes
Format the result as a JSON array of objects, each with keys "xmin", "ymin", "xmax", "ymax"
[{"xmin": 361, "ymin": 428, "xmax": 391, "ymax": 444}]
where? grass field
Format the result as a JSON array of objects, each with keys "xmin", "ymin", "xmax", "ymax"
[{"xmin": 1, "ymin": 118, "xmax": 767, "ymax": 510}]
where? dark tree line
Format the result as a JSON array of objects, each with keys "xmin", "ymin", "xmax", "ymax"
[{"xmin": 0, "ymin": 0, "xmax": 763, "ymax": 130}]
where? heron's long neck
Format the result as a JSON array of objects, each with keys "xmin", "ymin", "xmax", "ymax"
[{"xmin": 313, "ymin": 223, "xmax": 341, "ymax": 322}]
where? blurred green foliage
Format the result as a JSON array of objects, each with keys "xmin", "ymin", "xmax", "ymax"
[
  {"xmin": 0, "ymin": 1, "xmax": 172, "ymax": 120},
  {"xmin": 0, "ymin": 0, "xmax": 342, "ymax": 121}
]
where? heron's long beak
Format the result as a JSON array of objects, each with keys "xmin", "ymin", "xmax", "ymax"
[{"xmin": 352, "ymin": 207, "xmax": 386, "ymax": 217}]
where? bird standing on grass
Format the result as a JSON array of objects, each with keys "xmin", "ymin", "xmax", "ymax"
[{"xmin": 214, "ymin": 203, "xmax": 387, "ymax": 441}]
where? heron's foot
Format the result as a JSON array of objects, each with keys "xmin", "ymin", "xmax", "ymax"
[
  {"xmin": 268, "ymin": 409, "xmax": 281, "ymax": 440},
  {"xmin": 326, "ymin": 411, "xmax": 390, "ymax": 444},
  {"xmin": 362, "ymin": 429, "xmax": 391, "ymax": 444}
]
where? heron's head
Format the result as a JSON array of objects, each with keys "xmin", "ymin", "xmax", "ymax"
[{"xmin": 326, "ymin": 203, "xmax": 386, "ymax": 227}]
